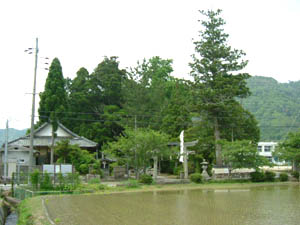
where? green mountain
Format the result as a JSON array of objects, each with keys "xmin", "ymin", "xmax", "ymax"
[
  {"xmin": 0, "ymin": 128, "xmax": 27, "ymax": 147},
  {"xmin": 243, "ymin": 76, "xmax": 300, "ymax": 141}
]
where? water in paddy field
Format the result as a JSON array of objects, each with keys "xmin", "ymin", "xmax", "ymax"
[
  {"xmin": 45, "ymin": 184, "xmax": 300, "ymax": 225},
  {"xmin": 5, "ymin": 212, "xmax": 17, "ymax": 225}
]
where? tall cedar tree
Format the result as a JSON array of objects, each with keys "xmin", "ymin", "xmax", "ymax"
[
  {"xmin": 190, "ymin": 10, "xmax": 251, "ymax": 166},
  {"xmin": 38, "ymin": 58, "xmax": 68, "ymax": 163},
  {"xmin": 39, "ymin": 58, "xmax": 68, "ymax": 125}
]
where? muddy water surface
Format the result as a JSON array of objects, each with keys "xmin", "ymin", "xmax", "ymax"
[{"xmin": 45, "ymin": 184, "xmax": 300, "ymax": 225}]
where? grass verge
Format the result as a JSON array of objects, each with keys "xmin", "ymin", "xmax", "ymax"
[{"xmin": 17, "ymin": 197, "xmax": 51, "ymax": 225}]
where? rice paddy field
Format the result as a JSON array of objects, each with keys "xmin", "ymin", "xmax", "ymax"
[{"xmin": 42, "ymin": 183, "xmax": 300, "ymax": 225}]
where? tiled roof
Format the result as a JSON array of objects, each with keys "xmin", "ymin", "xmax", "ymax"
[{"xmin": 8, "ymin": 122, "xmax": 97, "ymax": 148}]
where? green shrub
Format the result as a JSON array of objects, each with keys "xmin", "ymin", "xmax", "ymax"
[
  {"xmin": 264, "ymin": 171, "xmax": 276, "ymax": 182},
  {"xmin": 90, "ymin": 162, "xmax": 104, "ymax": 176},
  {"xmin": 109, "ymin": 162, "xmax": 118, "ymax": 176},
  {"xmin": 291, "ymin": 171, "xmax": 300, "ymax": 181},
  {"xmin": 279, "ymin": 173, "xmax": 289, "ymax": 182},
  {"xmin": 88, "ymin": 178, "xmax": 101, "ymax": 184},
  {"xmin": 173, "ymin": 166, "xmax": 183, "ymax": 175},
  {"xmin": 123, "ymin": 179, "xmax": 140, "ymax": 188},
  {"xmin": 57, "ymin": 173, "xmax": 66, "ymax": 191},
  {"xmin": 190, "ymin": 173, "xmax": 203, "ymax": 183},
  {"xmin": 79, "ymin": 164, "xmax": 89, "ymax": 174},
  {"xmin": 30, "ymin": 169, "xmax": 40, "ymax": 190},
  {"xmin": 139, "ymin": 174, "xmax": 153, "ymax": 184},
  {"xmin": 250, "ymin": 171, "xmax": 265, "ymax": 182},
  {"xmin": 98, "ymin": 184, "xmax": 107, "ymax": 190},
  {"xmin": 40, "ymin": 172, "xmax": 53, "ymax": 190},
  {"xmin": 68, "ymin": 172, "xmax": 81, "ymax": 189}
]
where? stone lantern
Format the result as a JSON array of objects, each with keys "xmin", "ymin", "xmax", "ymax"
[{"xmin": 200, "ymin": 160, "xmax": 210, "ymax": 181}]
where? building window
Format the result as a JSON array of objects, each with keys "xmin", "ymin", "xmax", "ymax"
[
  {"xmin": 257, "ymin": 146, "xmax": 262, "ymax": 152},
  {"xmin": 19, "ymin": 159, "xmax": 25, "ymax": 163},
  {"xmin": 264, "ymin": 146, "xmax": 271, "ymax": 152}
]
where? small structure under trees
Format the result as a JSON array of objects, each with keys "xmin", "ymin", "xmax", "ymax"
[{"xmin": 7, "ymin": 122, "xmax": 97, "ymax": 166}]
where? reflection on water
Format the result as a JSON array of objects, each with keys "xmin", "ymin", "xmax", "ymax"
[
  {"xmin": 46, "ymin": 184, "xmax": 300, "ymax": 225},
  {"xmin": 5, "ymin": 212, "xmax": 17, "ymax": 225}
]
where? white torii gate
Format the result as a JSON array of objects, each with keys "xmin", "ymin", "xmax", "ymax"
[{"xmin": 172, "ymin": 131, "xmax": 198, "ymax": 179}]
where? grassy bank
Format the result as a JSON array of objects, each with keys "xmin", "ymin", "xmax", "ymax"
[
  {"xmin": 94, "ymin": 181, "xmax": 298, "ymax": 194},
  {"xmin": 17, "ymin": 197, "xmax": 50, "ymax": 225},
  {"xmin": 17, "ymin": 181, "xmax": 299, "ymax": 225}
]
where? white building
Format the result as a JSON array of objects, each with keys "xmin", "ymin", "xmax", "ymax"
[{"xmin": 257, "ymin": 142, "xmax": 285, "ymax": 165}]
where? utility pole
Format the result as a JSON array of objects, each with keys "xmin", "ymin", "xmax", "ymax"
[
  {"xmin": 29, "ymin": 38, "xmax": 39, "ymax": 171},
  {"xmin": 134, "ymin": 115, "xmax": 138, "ymax": 179},
  {"xmin": 4, "ymin": 120, "xmax": 8, "ymax": 182}
]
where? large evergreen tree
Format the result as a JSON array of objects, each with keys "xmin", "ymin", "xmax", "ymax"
[
  {"xmin": 66, "ymin": 57, "xmax": 126, "ymax": 149},
  {"xmin": 39, "ymin": 58, "xmax": 68, "ymax": 125},
  {"xmin": 65, "ymin": 67, "xmax": 95, "ymax": 134},
  {"xmin": 38, "ymin": 57, "xmax": 68, "ymax": 163},
  {"xmin": 190, "ymin": 9, "xmax": 252, "ymax": 167},
  {"xmin": 161, "ymin": 79, "xmax": 192, "ymax": 138}
]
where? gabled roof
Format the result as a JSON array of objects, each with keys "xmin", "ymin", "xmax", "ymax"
[{"xmin": 8, "ymin": 122, "xmax": 97, "ymax": 148}]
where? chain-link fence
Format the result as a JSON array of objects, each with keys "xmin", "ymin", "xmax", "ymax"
[
  {"xmin": 13, "ymin": 186, "xmax": 83, "ymax": 200},
  {"xmin": 11, "ymin": 171, "xmax": 84, "ymax": 200}
]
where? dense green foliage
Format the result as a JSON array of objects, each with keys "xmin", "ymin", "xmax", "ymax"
[
  {"xmin": 122, "ymin": 179, "xmax": 140, "ymax": 188},
  {"xmin": 221, "ymin": 140, "xmax": 270, "ymax": 170},
  {"xmin": 279, "ymin": 173, "xmax": 289, "ymax": 182},
  {"xmin": 274, "ymin": 130, "xmax": 300, "ymax": 171},
  {"xmin": 29, "ymin": 169, "xmax": 80, "ymax": 191},
  {"xmin": 30, "ymin": 169, "xmax": 40, "ymax": 190},
  {"xmin": 291, "ymin": 171, "xmax": 299, "ymax": 181},
  {"xmin": 139, "ymin": 174, "xmax": 153, "ymax": 184},
  {"xmin": 250, "ymin": 171, "xmax": 265, "ymax": 182},
  {"xmin": 244, "ymin": 76, "xmax": 300, "ymax": 141},
  {"xmin": 55, "ymin": 140, "xmax": 100, "ymax": 174},
  {"xmin": 38, "ymin": 58, "xmax": 68, "ymax": 128},
  {"xmin": 104, "ymin": 128, "xmax": 171, "ymax": 178},
  {"xmin": 264, "ymin": 171, "xmax": 276, "ymax": 182},
  {"xmin": 34, "ymin": 9, "xmax": 262, "ymax": 173},
  {"xmin": 65, "ymin": 57, "xmax": 126, "ymax": 148},
  {"xmin": 39, "ymin": 171, "xmax": 53, "ymax": 190},
  {"xmin": 190, "ymin": 173, "xmax": 203, "ymax": 183}
]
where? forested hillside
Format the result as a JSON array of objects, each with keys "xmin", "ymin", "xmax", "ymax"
[
  {"xmin": 0, "ymin": 128, "xmax": 27, "ymax": 146},
  {"xmin": 243, "ymin": 76, "xmax": 300, "ymax": 141}
]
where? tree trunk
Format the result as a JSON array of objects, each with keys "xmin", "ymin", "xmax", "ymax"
[
  {"xmin": 153, "ymin": 156, "xmax": 158, "ymax": 180},
  {"xmin": 184, "ymin": 147, "xmax": 188, "ymax": 179},
  {"xmin": 292, "ymin": 160, "xmax": 299, "ymax": 172},
  {"xmin": 158, "ymin": 157, "xmax": 161, "ymax": 175},
  {"xmin": 214, "ymin": 117, "xmax": 223, "ymax": 167}
]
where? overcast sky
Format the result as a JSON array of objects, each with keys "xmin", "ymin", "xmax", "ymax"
[{"xmin": 1, "ymin": 0, "xmax": 300, "ymax": 129}]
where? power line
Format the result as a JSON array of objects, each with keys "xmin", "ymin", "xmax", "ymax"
[{"xmin": 33, "ymin": 115, "xmax": 300, "ymax": 129}]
